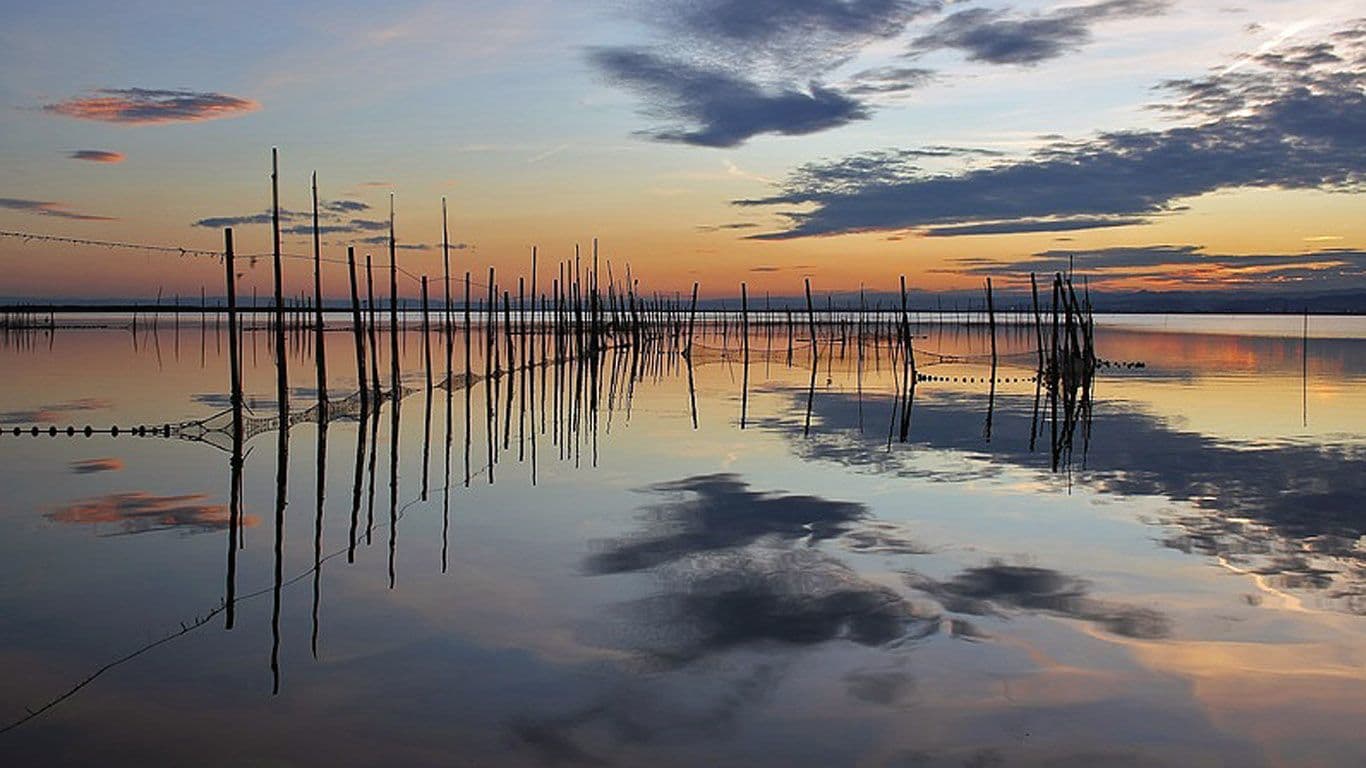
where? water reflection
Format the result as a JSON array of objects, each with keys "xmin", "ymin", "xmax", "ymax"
[
  {"xmin": 46, "ymin": 491, "xmax": 255, "ymax": 534},
  {"xmin": 758, "ymin": 388, "xmax": 1366, "ymax": 616},
  {"xmin": 69, "ymin": 458, "xmax": 123, "ymax": 474},
  {"xmin": 2, "ymin": 318, "xmax": 1365, "ymax": 765},
  {"xmin": 905, "ymin": 563, "xmax": 1171, "ymax": 639},
  {"xmin": 584, "ymin": 474, "xmax": 919, "ymax": 575},
  {"xmin": 1, "ymin": 397, "xmax": 111, "ymax": 424},
  {"xmin": 600, "ymin": 547, "xmax": 940, "ymax": 663}
]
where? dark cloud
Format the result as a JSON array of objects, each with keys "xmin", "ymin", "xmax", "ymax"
[
  {"xmin": 911, "ymin": 0, "xmax": 1169, "ymax": 65},
  {"xmin": 696, "ymin": 222, "xmax": 760, "ymax": 232},
  {"xmin": 352, "ymin": 235, "xmax": 460, "ymax": 251},
  {"xmin": 905, "ymin": 562, "xmax": 1171, "ymax": 639},
  {"xmin": 193, "ymin": 208, "xmax": 391, "ymax": 235},
  {"xmin": 592, "ymin": 2, "xmax": 942, "ymax": 145},
  {"xmin": 0, "ymin": 197, "xmax": 116, "ymax": 222},
  {"xmin": 591, "ymin": 47, "xmax": 869, "ymax": 147},
  {"xmin": 67, "ymin": 150, "xmax": 125, "ymax": 164},
  {"xmin": 845, "ymin": 65, "xmax": 937, "ymax": 95},
  {"xmin": 281, "ymin": 223, "xmax": 356, "ymax": 236},
  {"xmin": 739, "ymin": 27, "xmax": 1365, "ymax": 238},
  {"xmin": 191, "ymin": 212, "xmax": 276, "ymax": 228},
  {"xmin": 644, "ymin": 0, "xmax": 941, "ymax": 73},
  {"xmin": 946, "ymin": 244, "xmax": 1366, "ymax": 289},
  {"xmin": 43, "ymin": 87, "xmax": 259, "ymax": 124},
  {"xmin": 1254, "ymin": 41, "xmax": 1343, "ymax": 72},
  {"xmin": 344, "ymin": 217, "xmax": 389, "ymax": 231},
  {"xmin": 323, "ymin": 199, "xmax": 370, "ymax": 213}
]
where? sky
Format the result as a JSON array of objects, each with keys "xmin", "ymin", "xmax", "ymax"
[{"xmin": 0, "ymin": 0, "xmax": 1363, "ymax": 302}]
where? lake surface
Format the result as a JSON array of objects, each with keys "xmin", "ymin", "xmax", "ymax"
[{"xmin": 1, "ymin": 314, "xmax": 1363, "ymax": 767}]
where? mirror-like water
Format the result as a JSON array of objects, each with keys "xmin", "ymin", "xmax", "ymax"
[{"xmin": 1, "ymin": 314, "xmax": 1363, "ymax": 767}]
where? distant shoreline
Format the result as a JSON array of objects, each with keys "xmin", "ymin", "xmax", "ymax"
[{"xmin": 1, "ymin": 304, "xmax": 1361, "ymax": 316}]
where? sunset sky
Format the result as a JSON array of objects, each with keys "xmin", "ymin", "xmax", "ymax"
[{"xmin": 1, "ymin": 0, "xmax": 1362, "ymax": 301}]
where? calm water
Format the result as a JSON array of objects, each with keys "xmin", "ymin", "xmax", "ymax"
[{"xmin": 1, "ymin": 315, "xmax": 1363, "ymax": 767}]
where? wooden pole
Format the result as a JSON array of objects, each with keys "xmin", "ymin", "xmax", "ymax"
[
  {"xmin": 347, "ymin": 247, "xmax": 367, "ymax": 414},
  {"xmin": 421, "ymin": 275, "xmax": 433, "ymax": 501},
  {"xmin": 224, "ymin": 228, "xmax": 242, "ymax": 416},
  {"xmin": 442, "ymin": 197, "xmax": 451, "ymax": 337},
  {"xmin": 312, "ymin": 171, "xmax": 328, "ymax": 413},
  {"xmin": 464, "ymin": 272, "xmax": 472, "ymax": 384},
  {"xmin": 804, "ymin": 278, "xmax": 818, "ymax": 360},
  {"xmin": 486, "ymin": 267, "xmax": 496, "ymax": 380},
  {"xmin": 270, "ymin": 148, "xmax": 289, "ymax": 428},
  {"xmin": 986, "ymin": 277, "xmax": 998, "ymax": 369},
  {"xmin": 685, "ymin": 282, "xmax": 698, "ymax": 358},
  {"xmin": 899, "ymin": 275, "xmax": 916, "ymax": 379},
  {"xmin": 365, "ymin": 255, "xmax": 380, "ymax": 397},
  {"xmin": 388, "ymin": 195, "xmax": 400, "ymax": 398},
  {"xmin": 740, "ymin": 282, "xmax": 749, "ymax": 430},
  {"xmin": 1030, "ymin": 273, "xmax": 1044, "ymax": 373},
  {"xmin": 422, "ymin": 276, "xmax": 433, "ymax": 394}
]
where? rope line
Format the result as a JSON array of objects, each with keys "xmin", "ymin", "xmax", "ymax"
[{"xmin": 0, "ymin": 230, "xmax": 491, "ymax": 290}]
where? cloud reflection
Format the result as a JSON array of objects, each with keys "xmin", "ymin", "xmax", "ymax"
[
  {"xmin": 756, "ymin": 375, "xmax": 1366, "ymax": 615},
  {"xmin": 46, "ymin": 492, "xmax": 258, "ymax": 535},
  {"xmin": 585, "ymin": 473, "xmax": 918, "ymax": 574},
  {"xmin": 1, "ymin": 397, "xmax": 113, "ymax": 424},
  {"xmin": 69, "ymin": 458, "xmax": 123, "ymax": 474},
  {"xmin": 906, "ymin": 562, "xmax": 1171, "ymax": 639}
]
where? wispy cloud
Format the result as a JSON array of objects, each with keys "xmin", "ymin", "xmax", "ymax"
[
  {"xmin": 844, "ymin": 65, "xmax": 937, "ymax": 96},
  {"xmin": 323, "ymin": 199, "xmax": 370, "ymax": 214},
  {"xmin": 940, "ymin": 244, "xmax": 1366, "ymax": 289},
  {"xmin": 593, "ymin": 1, "xmax": 942, "ymax": 146},
  {"xmin": 43, "ymin": 88, "xmax": 259, "ymax": 124},
  {"xmin": 351, "ymin": 235, "xmax": 469, "ymax": 252},
  {"xmin": 0, "ymin": 198, "xmax": 115, "ymax": 222},
  {"xmin": 697, "ymin": 222, "xmax": 760, "ymax": 232},
  {"xmin": 922, "ymin": 216, "xmax": 1146, "ymax": 236},
  {"xmin": 1, "ymin": 397, "xmax": 112, "ymax": 424},
  {"xmin": 591, "ymin": 47, "xmax": 869, "ymax": 147},
  {"xmin": 193, "ymin": 206, "xmax": 385, "ymax": 234},
  {"xmin": 911, "ymin": 0, "xmax": 1170, "ymax": 65},
  {"xmin": 739, "ymin": 24, "xmax": 1366, "ymax": 238},
  {"xmin": 67, "ymin": 150, "xmax": 125, "ymax": 164},
  {"xmin": 645, "ymin": 0, "xmax": 942, "ymax": 74}
]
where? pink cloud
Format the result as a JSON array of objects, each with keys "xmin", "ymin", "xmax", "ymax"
[{"xmin": 44, "ymin": 88, "xmax": 259, "ymax": 124}]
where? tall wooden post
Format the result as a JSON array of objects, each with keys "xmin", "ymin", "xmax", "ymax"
[
  {"xmin": 271, "ymin": 148, "xmax": 289, "ymax": 428},
  {"xmin": 224, "ymin": 228, "xmax": 242, "ymax": 417},
  {"xmin": 804, "ymin": 278, "xmax": 818, "ymax": 361},
  {"xmin": 347, "ymin": 247, "xmax": 367, "ymax": 414},
  {"xmin": 388, "ymin": 195, "xmax": 400, "ymax": 398},
  {"xmin": 312, "ymin": 172, "xmax": 328, "ymax": 414}
]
